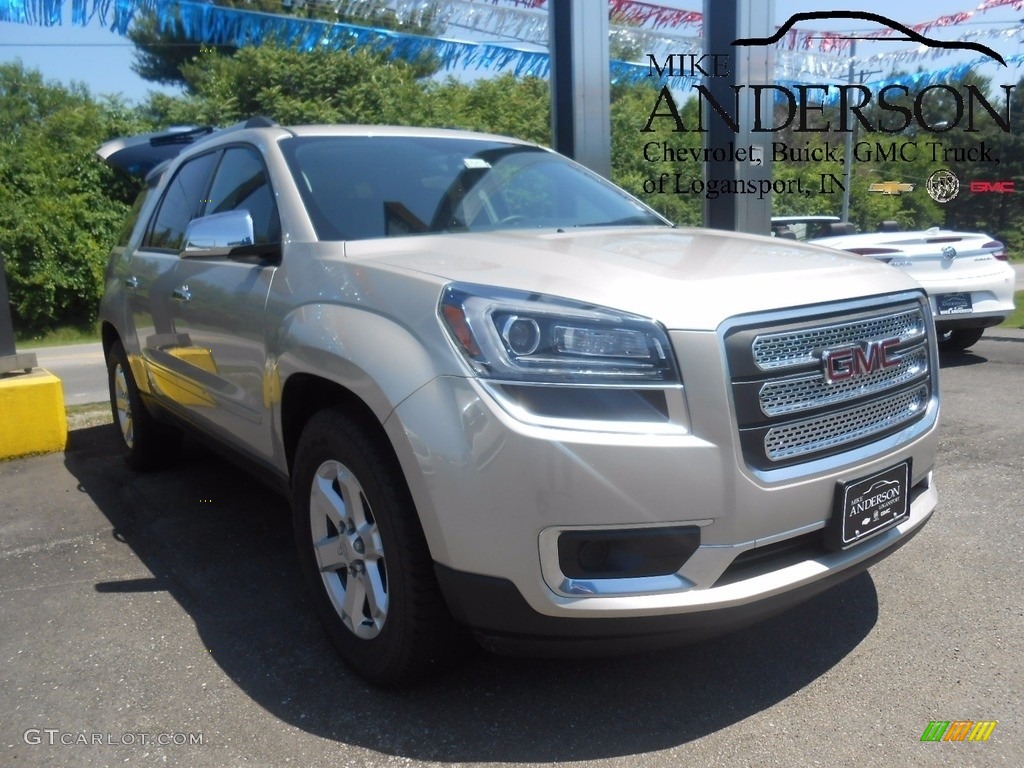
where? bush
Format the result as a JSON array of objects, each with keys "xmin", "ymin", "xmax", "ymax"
[{"xmin": 0, "ymin": 63, "xmax": 148, "ymax": 333}]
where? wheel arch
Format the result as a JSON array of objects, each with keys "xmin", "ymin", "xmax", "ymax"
[
  {"xmin": 101, "ymin": 321, "xmax": 120, "ymax": 361},
  {"xmin": 280, "ymin": 373, "xmax": 392, "ymax": 480}
]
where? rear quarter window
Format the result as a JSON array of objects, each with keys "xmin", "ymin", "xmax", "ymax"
[{"xmin": 115, "ymin": 187, "xmax": 152, "ymax": 248}]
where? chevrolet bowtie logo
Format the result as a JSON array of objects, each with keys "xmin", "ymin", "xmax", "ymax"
[{"xmin": 869, "ymin": 181, "xmax": 916, "ymax": 195}]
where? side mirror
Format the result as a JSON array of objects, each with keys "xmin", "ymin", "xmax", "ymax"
[{"xmin": 182, "ymin": 211, "xmax": 256, "ymax": 258}]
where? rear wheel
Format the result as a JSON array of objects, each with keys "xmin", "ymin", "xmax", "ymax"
[
  {"xmin": 106, "ymin": 340, "xmax": 181, "ymax": 469},
  {"xmin": 938, "ymin": 327, "xmax": 985, "ymax": 352},
  {"xmin": 291, "ymin": 408, "xmax": 461, "ymax": 686}
]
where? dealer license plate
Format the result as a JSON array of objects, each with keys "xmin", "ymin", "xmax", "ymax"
[
  {"xmin": 937, "ymin": 293, "xmax": 973, "ymax": 315},
  {"xmin": 827, "ymin": 461, "xmax": 910, "ymax": 550}
]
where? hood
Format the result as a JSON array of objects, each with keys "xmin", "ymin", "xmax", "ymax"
[{"xmin": 344, "ymin": 227, "xmax": 921, "ymax": 331}]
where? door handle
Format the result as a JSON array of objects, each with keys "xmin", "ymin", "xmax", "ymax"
[
  {"xmin": 172, "ymin": 285, "xmax": 191, "ymax": 303},
  {"xmin": 124, "ymin": 276, "xmax": 139, "ymax": 290}
]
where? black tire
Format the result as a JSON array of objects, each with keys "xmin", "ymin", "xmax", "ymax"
[
  {"xmin": 106, "ymin": 340, "xmax": 181, "ymax": 470},
  {"xmin": 938, "ymin": 327, "xmax": 985, "ymax": 352},
  {"xmin": 291, "ymin": 408, "xmax": 461, "ymax": 686}
]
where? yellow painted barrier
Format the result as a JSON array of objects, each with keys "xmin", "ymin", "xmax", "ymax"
[{"xmin": 0, "ymin": 369, "xmax": 68, "ymax": 459}]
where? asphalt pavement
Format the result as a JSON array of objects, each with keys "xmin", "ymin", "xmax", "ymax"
[{"xmin": 1, "ymin": 330, "xmax": 1022, "ymax": 767}]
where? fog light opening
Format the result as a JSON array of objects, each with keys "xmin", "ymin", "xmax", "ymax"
[
  {"xmin": 577, "ymin": 540, "xmax": 610, "ymax": 572},
  {"xmin": 557, "ymin": 526, "xmax": 701, "ymax": 580}
]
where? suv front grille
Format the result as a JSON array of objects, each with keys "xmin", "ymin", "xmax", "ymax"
[
  {"xmin": 763, "ymin": 384, "xmax": 929, "ymax": 461},
  {"xmin": 751, "ymin": 308, "xmax": 925, "ymax": 370},
  {"xmin": 758, "ymin": 346, "xmax": 927, "ymax": 417},
  {"xmin": 725, "ymin": 296, "xmax": 935, "ymax": 470}
]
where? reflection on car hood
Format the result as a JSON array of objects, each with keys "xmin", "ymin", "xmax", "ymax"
[{"xmin": 346, "ymin": 226, "xmax": 920, "ymax": 330}]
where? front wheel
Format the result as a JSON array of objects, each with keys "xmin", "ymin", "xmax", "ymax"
[
  {"xmin": 291, "ymin": 408, "xmax": 461, "ymax": 686},
  {"xmin": 938, "ymin": 327, "xmax": 985, "ymax": 352}
]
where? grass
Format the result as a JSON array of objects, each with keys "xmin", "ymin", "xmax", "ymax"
[
  {"xmin": 999, "ymin": 291, "xmax": 1024, "ymax": 329},
  {"xmin": 66, "ymin": 402, "xmax": 113, "ymax": 431},
  {"xmin": 14, "ymin": 322, "xmax": 101, "ymax": 349}
]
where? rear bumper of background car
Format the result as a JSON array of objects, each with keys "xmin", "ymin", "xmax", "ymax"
[{"xmin": 914, "ymin": 264, "xmax": 1016, "ymax": 327}]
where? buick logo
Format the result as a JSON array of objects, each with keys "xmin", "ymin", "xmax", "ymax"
[
  {"xmin": 926, "ymin": 170, "xmax": 959, "ymax": 203},
  {"xmin": 822, "ymin": 338, "xmax": 901, "ymax": 384},
  {"xmin": 942, "ymin": 246, "xmax": 958, "ymax": 261}
]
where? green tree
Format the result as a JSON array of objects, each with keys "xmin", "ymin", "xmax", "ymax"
[
  {"xmin": 935, "ymin": 75, "xmax": 1023, "ymax": 251},
  {"xmin": 423, "ymin": 74, "xmax": 551, "ymax": 144},
  {"xmin": 0, "ymin": 62, "xmax": 148, "ymax": 332},
  {"xmin": 129, "ymin": 0, "xmax": 442, "ymax": 91},
  {"xmin": 139, "ymin": 43, "xmax": 427, "ymax": 126},
  {"xmin": 611, "ymin": 82, "xmax": 701, "ymax": 226}
]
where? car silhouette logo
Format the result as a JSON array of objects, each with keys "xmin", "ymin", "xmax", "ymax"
[
  {"xmin": 862, "ymin": 479, "xmax": 899, "ymax": 497},
  {"xmin": 732, "ymin": 11, "xmax": 1007, "ymax": 67}
]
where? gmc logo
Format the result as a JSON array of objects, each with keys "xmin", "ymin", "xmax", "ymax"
[
  {"xmin": 969, "ymin": 181, "xmax": 1015, "ymax": 193},
  {"xmin": 822, "ymin": 338, "xmax": 901, "ymax": 383}
]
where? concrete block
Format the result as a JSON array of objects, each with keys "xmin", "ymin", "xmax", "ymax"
[{"xmin": 0, "ymin": 369, "xmax": 68, "ymax": 459}]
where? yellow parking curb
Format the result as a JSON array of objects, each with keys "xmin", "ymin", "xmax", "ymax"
[{"xmin": 0, "ymin": 369, "xmax": 68, "ymax": 459}]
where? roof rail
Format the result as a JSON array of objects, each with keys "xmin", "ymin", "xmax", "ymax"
[{"xmin": 243, "ymin": 116, "xmax": 278, "ymax": 128}]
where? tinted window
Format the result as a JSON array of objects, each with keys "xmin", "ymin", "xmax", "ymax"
[
  {"xmin": 144, "ymin": 152, "xmax": 219, "ymax": 251},
  {"xmin": 280, "ymin": 136, "xmax": 665, "ymax": 241},
  {"xmin": 116, "ymin": 186, "xmax": 152, "ymax": 247},
  {"xmin": 205, "ymin": 147, "xmax": 280, "ymax": 244}
]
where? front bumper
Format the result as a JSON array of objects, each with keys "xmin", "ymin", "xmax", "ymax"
[
  {"xmin": 386, "ymin": 323, "xmax": 939, "ymax": 648},
  {"xmin": 435, "ymin": 481, "xmax": 934, "ymax": 655}
]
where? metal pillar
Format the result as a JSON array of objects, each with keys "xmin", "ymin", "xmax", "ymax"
[
  {"xmin": 702, "ymin": 0, "xmax": 774, "ymax": 234},
  {"xmin": 0, "ymin": 250, "xmax": 36, "ymax": 375},
  {"xmin": 549, "ymin": 0, "xmax": 611, "ymax": 179},
  {"xmin": 841, "ymin": 41, "xmax": 856, "ymax": 223}
]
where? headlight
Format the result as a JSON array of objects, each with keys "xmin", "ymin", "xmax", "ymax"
[{"xmin": 439, "ymin": 283, "xmax": 680, "ymax": 385}]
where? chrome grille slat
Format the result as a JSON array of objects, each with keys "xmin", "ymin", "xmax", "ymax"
[
  {"xmin": 759, "ymin": 346, "xmax": 928, "ymax": 417},
  {"xmin": 764, "ymin": 384, "xmax": 929, "ymax": 461},
  {"xmin": 752, "ymin": 309, "xmax": 926, "ymax": 371},
  {"xmin": 726, "ymin": 298, "xmax": 935, "ymax": 469}
]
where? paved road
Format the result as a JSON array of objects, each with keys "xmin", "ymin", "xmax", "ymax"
[
  {"xmin": 1, "ymin": 330, "xmax": 1021, "ymax": 767},
  {"xmin": 23, "ymin": 342, "xmax": 106, "ymax": 406}
]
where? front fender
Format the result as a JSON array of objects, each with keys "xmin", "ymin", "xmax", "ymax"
[{"xmin": 272, "ymin": 303, "xmax": 446, "ymax": 424}]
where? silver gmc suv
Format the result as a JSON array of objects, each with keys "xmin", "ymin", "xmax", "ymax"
[{"xmin": 98, "ymin": 119, "xmax": 939, "ymax": 685}]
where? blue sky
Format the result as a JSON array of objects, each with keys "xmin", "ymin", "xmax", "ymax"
[{"xmin": 1, "ymin": 0, "xmax": 1021, "ymax": 103}]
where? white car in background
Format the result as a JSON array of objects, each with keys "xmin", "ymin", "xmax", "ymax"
[{"xmin": 811, "ymin": 227, "xmax": 1016, "ymax": 351}]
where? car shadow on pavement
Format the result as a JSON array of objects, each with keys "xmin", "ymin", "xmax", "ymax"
[
  {"xmin": 64, "ymin": 424, "xmax": 879, "ymax": 763},
  {"xmin": 938, "ymin": 349, "xmax": 988, "ymax": 368},
  {"xmin": 979, "ymin": 333, "xmax": 1024, "ymax": 344}
]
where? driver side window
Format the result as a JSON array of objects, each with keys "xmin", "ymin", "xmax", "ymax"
[
  {"xmin": 143, "ymin": 152, "xmax": 219, "ymax": 251},
  {"xmin": 205, "ymin": 147, "xmax": 280, "ymax": 245}
]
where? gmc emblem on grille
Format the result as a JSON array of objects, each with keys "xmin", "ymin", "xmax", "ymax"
[{"xmin": 822, "ymin": 338, "xmax": 900, "ymax": 383}]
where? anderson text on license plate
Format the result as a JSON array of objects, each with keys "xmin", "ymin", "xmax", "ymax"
[
  {"xmin": 829, "ymin": 461, "xmax": 910, "ymax": 549},
  {"xmin": 937, "ymin": 293, "xmax": 973, "ymax": 315}
]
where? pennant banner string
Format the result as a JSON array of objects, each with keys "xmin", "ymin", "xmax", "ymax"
[{"xmin": 0, "ymin": 0, "xmax": 1020, "ymax": 90}]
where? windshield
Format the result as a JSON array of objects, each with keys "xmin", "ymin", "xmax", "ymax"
[{"xmin": 281, "ymin": 135, "xmax": 667, "ymax": 241}]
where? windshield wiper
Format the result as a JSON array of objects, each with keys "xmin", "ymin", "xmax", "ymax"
[{"xmin": 576, "ymin": 216, "xmax": 667, "ymax": 228}]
